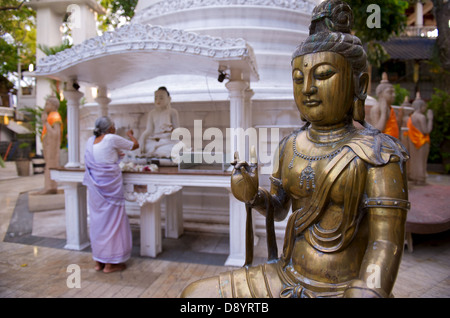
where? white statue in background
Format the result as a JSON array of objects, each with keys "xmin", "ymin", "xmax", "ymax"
[{"xmin": 139, "ymin": 86, "xmax": 179, "ymax": 158}]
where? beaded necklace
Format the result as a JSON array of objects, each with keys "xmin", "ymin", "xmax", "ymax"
[{"xmin": 289, "ymin": 132, "xmax": 343, "ymax": 191}]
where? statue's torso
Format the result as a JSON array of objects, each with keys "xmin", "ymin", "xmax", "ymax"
[{"xmin": 280, "ymin": 130, "xmax": 369, "ymax": 285}]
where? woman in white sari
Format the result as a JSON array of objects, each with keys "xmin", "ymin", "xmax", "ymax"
[{"xmin": 83, "ymin": 116, "xmax": 139, "ymax": 273}]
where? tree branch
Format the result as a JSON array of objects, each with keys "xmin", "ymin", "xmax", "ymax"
[{"xmin": 0, "ymin": 0, "xmax": 26, "ymax": 12}]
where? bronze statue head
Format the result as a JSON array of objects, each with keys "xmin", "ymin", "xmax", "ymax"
[{"xmin": 291, "ymin": 0, "xmax": 369, "ymax": 125}]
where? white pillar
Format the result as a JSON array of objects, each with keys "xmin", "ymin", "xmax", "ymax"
[
  {"xmin": 95, "ymin": 86, "xmax": 111, "ymax": 117},
  {"xmin": 244, "ymin": 88, "xmax": 254, "ymax": 130},
  {"xmin": 225, "ymin": 78, "xmax": 249, "ymax": 162},
  {"xmin": 415, "ymin": 1, "xmax": 424, "ymax": 29},
  {"xmin": 224, "ymin": 72, "xmax": 252, "ymax": 267},
  {"xmin": 140, "ymin": 200, "xmax": 162, "ymax": 257},
  {"xmin": 70, "ymin": 3, "xmax": 99, "ymax": 45},
  {"xmin": 225, "ymin": 191, "xmax": 247, "ymax": 267},
  {"xmin": 64, "ymin": 84, "xmax": 84, "ymax": 168},
  {"xmin": 165, "ymin": 190, "xmax": 183, "ymax": 239},
  {"xmin": 62, "ymin": 182, "xmax": 89, "ymax": 251}
]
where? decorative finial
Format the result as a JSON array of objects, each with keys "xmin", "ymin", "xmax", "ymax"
[
  {"xmin": 401, "ymin": 95, "xmax": 411, "ymax": 107},
  {"xmin": 381, "ymin": 72, "xmax": 389, "ymax": 83}
]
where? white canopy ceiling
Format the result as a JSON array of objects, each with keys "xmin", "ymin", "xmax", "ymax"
[{"xmin": 35, "ymin": 23, "xmax": 259, "ymax": 90}]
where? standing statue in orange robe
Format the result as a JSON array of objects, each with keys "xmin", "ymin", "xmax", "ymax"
[
  {"xmin": 370, "ymin": 73, "xmax": 403, "ymax": 139},
  {"xmin": 40, "ymin": 96, "xmax": 63, "ymax": 194},
  {"xmin": 405, "ymin": 93, "xmax": 433, "ymax": 185}
]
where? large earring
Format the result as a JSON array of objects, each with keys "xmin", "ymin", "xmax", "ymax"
[{"xmin": 352, "ymin": 98, "xmax": 365, "ymax": 123}]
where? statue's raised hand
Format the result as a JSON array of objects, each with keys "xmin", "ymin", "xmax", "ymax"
[{"xmin": 230, "ymin": 146, "xmax": 258, "ymax": 203}]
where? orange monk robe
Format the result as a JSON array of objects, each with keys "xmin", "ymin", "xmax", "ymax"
[
  {"xmin": 42, "ymin": 111, "xmax": 63, "ymax": 141},
  {"xmin": 406, "ymin": 116, "xmax": 430, "ymax": 149},
  {"xmin": 383, "ymin": 107, "xmax": 399, "ymax": 139}
]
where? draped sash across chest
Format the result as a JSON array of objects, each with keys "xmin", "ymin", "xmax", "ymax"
[{"xmin": 281, "ymin": 146, "xmax": 358, "ymax": 264}]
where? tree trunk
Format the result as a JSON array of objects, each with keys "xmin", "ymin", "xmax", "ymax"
[{"xmin": 432, "ymin": 0, "xmax": 450, "ymax": 93}]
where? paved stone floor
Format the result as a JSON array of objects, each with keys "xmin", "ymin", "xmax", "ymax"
[{"xmin": 0, "ymin": 162, "xmax": 449, "ymax": 298}]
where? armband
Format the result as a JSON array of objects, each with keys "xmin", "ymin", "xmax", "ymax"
[{"xmin": 363, "ymin": 198, "xmax": 410, "ymax": 210}]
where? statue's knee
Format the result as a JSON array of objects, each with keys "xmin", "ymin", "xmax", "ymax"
[{"xmin": 180, "ymin": 276, "xmax": 221, "ymax": 298}]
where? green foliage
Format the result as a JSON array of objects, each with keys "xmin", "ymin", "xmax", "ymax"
[
  {"xmin": 19, "ymin": 141, "xmax": 29, "ymax": 149},
  {"xmin": 38, "ymin": 39, "xmax": 72, "ymax": 56},
  {"xmin": 21, "ymin": 105, "xmax": 43, "ymax": 136},
  {"xmin": 98, "ymin": 0, "xmax": 138, "ymax": 32},
  {"xmin": 0, "ymin": 0, "xmax": 36, "ymax": 94},
  {"xmin": 16, "ymin": 141, "xmax": 31, "ymax": 159},
  {"xmin": 346, "ymin": 0, "xmax": 409, "ymax": 67},
  {"xmin": 0, "ymin": 0, "xmax": 36, "ymax": 67},
  {"xmin": 393, "ymin": 83, "xmax": 410, "ymax": 106},
  {"xmin": 427, "ymin": 88, "xmax": 450, "ymax": 172},
  {"xmin": 347, "ymin": 0, "xmax": 409, "ymax": 43},
  {"xmin": 56, "ymin": 92, "xmax": 68, "ymax": 149},
  {"xmin": 0, "ymin": 37, "xmax": 19, "ymax": 75},
  {"xmin": 366, "ymin": 41, "xmax": 391, "ymax": 68}
]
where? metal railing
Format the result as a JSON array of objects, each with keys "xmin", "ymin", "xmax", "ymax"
[{"xmin": 401, "ymin": 26, "xmax": 438, "ymax": 38}]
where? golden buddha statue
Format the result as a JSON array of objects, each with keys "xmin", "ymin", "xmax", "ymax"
[{"xmin": 181, "ymin": 0, "xmax": 409, "ymax": 298}]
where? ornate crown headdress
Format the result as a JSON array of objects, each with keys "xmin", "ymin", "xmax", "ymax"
[{"xmin": 292, "ymin": 0, "xmax": 367, "ymax": 75}]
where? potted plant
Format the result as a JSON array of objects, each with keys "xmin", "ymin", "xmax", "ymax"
[{"xmin": 15, "ymin": 141, "xmax": 31, "ymax": 176}]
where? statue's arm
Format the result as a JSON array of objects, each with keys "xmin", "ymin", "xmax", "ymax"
[
  {"xmin": 250, "ymin": 175, "xmax": 291, "ymax": 222},
  {"xmin": 249, "ymin": 139, "xmax": 291, "ymax": 222},
  {"xmin": 345, "ymin": 161, "xmax": 408, "ymax": 298},
  {"xmin": 416, "ymin": 111, "xmax": 433, "ymax": 135},
  {"xmin": 231, "ymin": 136, "xmax": 291, "ymax": 222},
  {"xmin": 412, "ymin": 113, "xmax": 433, "ymax": 135},
  {"xmin": 44, "ymin": 121, "xmax": 61, "ymax": 157},
  {"xmin": 46, "ymin": 121, "xmax": 60, "ymax": 137},
  {"xmin": 171, "ymin": 109, "xmax": 180, "ymax": 130},
  {"xmin": 371, "ymin": 104, "xmax": 388, "ymax": 132},
  {"xmin": 138, "ymin": 112, "xmax": 154, "ymax": 152}
]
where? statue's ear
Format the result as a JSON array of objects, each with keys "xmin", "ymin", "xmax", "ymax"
[
  {"xmin": 357, "ymin": 72, "xmax": 369, "ymax": 99},
  {"xmin": 353, "ymin": 72, "xmax": 369, "ymax": 123}
]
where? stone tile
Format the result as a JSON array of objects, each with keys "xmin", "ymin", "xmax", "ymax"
[{"xmin": 1, "ymin": 171, "xmax": 450, "ymax": 298}]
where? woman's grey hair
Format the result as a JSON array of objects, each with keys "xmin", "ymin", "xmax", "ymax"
[
  {"xmin": 93, "ymin": 116, "xmax": 114, "ymax": 137},
  {"xmin": 292, "ymin": 0, "xmax": 368, "ymax": 77}
]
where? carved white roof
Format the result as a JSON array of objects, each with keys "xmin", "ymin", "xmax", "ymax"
[
  {"xmin": 35, "ymin": 23, "xmax": 259, "ymax": 89},
  {"xmin": 133, "ymin": 0, "xmax": 316, "ymax": 24}
]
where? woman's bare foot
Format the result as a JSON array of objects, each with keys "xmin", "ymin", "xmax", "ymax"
[
  {"xmin": 95, "ymin": 261, "xmax": 105, "ymax": 271},
  {"xmin": 103, "ymin": 263, "xmax": 126, "ymax": 273}
]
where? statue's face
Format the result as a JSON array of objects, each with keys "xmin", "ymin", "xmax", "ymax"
[
  {"xmin": 154, "ymin": 90, "xmax": 170, "ymax": 109},
  {"xmin": 292, "ymin": 52, "xmax": 354, "ymax": 127},
  {"xmin": 44, "ymin": 99, "xmax": 58, "ymax": 112},
  {"xmin": 380, "ymin": 86, "xmax": 395, "ymax": 105}
]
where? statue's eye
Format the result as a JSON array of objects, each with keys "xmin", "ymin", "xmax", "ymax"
[
  {"xmin": 314, "ymin": 66, "xmax": 337, "ymax": 80},
  {"xmin": 293, "ymin": 69, "xmax": 304, "ymax": 84}
]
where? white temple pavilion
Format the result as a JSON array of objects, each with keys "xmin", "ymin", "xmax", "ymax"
[{"xmin": 32, "ymin": 0, "xmax": 318, "ymax": 266}]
